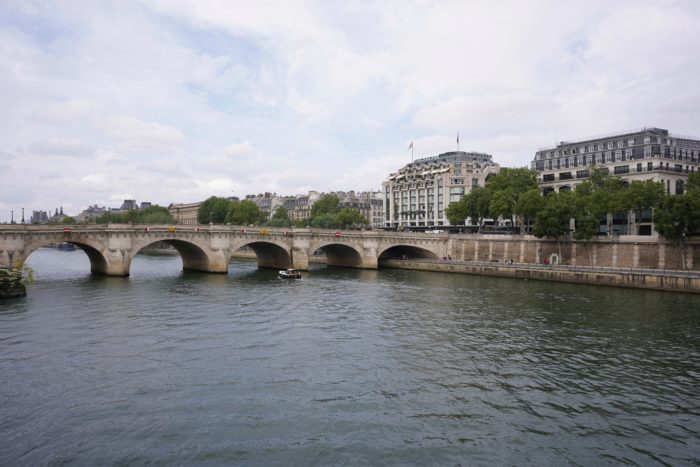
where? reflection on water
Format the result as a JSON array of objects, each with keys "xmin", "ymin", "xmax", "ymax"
[{"xmin": 0, "ymin": 248, "xmax": 698, "ymax": 465}]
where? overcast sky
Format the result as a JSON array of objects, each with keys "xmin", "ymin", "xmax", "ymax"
[{"xmin": 1, "ymin": 0, "xmax": 700, "ymax": 220}]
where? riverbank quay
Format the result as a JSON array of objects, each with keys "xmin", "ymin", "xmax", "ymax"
[
  {"xmin": 380, "ymin": 259, "xmax": 700, "ymax": 294},
  {"xmin": 0, "ymin": 267, "xmax": 26, "ymax": 299}
]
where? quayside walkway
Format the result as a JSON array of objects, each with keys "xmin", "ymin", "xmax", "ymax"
[{"xmin": 381, "ymin": 258, "xmax": 700, "ymax": 294}]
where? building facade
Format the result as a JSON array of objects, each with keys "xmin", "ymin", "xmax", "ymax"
[
  {"xmin": 531, "ymin": 127, "xmax": 700, "ymax": 195},
  {"xmin": 383, "ymin": 151, "xmax": 500, "ymax": 229},
  {"xmin": 168, "ymin": 202, "xmax": 202, "ymax": 225}
]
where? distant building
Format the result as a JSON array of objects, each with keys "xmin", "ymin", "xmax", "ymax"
[
  {"xmin": 76, "ymin": 205, "xmax": 107, "ymax": 223},
  {"xmin": 30, "ymin": 210, "xmax": 49, "ymax": 224},
  {"xmin": 139, "ymin": 202, "xmax": 152, "ymax": 209},
  {"xmin": 168, "ymin": 202, "xmax": 202, "ymax": 225},
  {"xmin": 48, "ymin": 207, "xmax": 68, "ymax": 223},
  {"xmin": 531, "ymin": 127, "xmax": 700, "ymax": 196},
  {"xmin": 120, "ymin": 199, "xmax": 137, "ymax": 210},
  {"xmin": 383, "ymin": 151, "xmax": 500, "ymax": 228},
  {"xmin": 369, "ymin": 194, "xmax": 384, "ymax": 229}
]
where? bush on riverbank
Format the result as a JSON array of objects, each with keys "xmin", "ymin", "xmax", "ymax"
[{"xmin": 0, "ymin": 268, "xmax": 27, "ymax": 298}]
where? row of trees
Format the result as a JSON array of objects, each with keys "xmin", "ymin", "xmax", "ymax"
[
  {"xmin": 94, "ymin": 205, "xmax": 175, "ymax": 224},
  {"xmin": 446, "ymin": 168, "xmax": 700, "ymax": 266},
  {"xmin": 197, "ymin": 194, "xmax": 370, "ymax": 229},
  {"xmin": 445, "ymin": 168, "xmax": 542, "ymax": 233},
  {"xmin": 197, "ymin": 197, "xmax": 267, "ymax": 225}
]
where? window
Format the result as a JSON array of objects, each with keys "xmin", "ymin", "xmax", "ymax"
[
  {"xmin": 613, "ymin": 165, "xmax": 629, "ymax": 175},
  {"xmin": 676, "ymin": 180, "xmax": 684, "ymax": 195},
  {"xmin": 543, "ymin": 174, "xmax": 555, "ymax": 182},
  {"xmin": 559, "ymin": 172, "xmax": 573, "ymax": 180},
  {"xmin": 636, "ymin": 163, "xmax": 642, "ymax": 172},
  {"xmin": 576, "ymin": 170, "xmax": 589, "ymax": 179}
]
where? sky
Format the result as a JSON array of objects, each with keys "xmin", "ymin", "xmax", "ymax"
[{"xmin": 1, "ymin": 0, "xmax": 700, "ymax": 220}]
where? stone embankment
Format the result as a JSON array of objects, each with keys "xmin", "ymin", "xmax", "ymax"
[
  {"xmin": 380, "ymin": 259, "xmax": 700, "ymax": 294},
  {"xmin": 0, "ymin": 268, "xmax": 26, "ymax": 299}
]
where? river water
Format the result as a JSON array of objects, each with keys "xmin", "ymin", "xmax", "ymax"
[{"xmin": 1, "ymin": 248, "xmax": 698, "ymax": 466}]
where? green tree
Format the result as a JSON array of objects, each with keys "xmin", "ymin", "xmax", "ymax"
[
  {"xmin": 226, "ymin": 200, "xmax": 266, "ymax": 225},
  {"xmin": 446, "ymin": 187, "xmax": 492, "ymax": 229},
  {"xmin": 198, "ymin": 196, "xmax": 233, "ymax": 224},
  {"xmin": 686, "ymin": 171, "xmax": 700, "ymax": 193},
  {"xmin": 445, "ymin": 196, "xmax": 469, "ymax": 226},
  {"xmin": 487, "ymin": 168, "xmax": 539, "ymax": 230},
  {"xmin": 618, "ymin": 180, "xmax": 665, "ymax": 234},
  {"xmin": 486, "ymin": 167, "xmax": 539, "ymax": 193},
  {"xmin": 311, "ymin": 194, "xmax": 340, "ymax": 218},
  {"xmin": 467, "ymin": 188, "xmax": 493, "ymax": 231},
  {"xmin": 336, "ymin": 208, "xmax": 368, "ymax": 228},
  {"xmin": 60, "ymin": 216, "xmax": 76, "ymax": 224},
  {"xmin": 95, "ymin": 206, "xmax": 175, "ymax": 224},
  {"xmin": 515, "ymin": 188, "xmax": 545, "ymax": 234},
  {"xmin": 309, "ymin": 212, "xmax": 338, "ymax": 229},
  {"xmin": 95, "ymin": 211, "xmax": 128, "ymax": 224},
  {"xmin": 533, "ymin": 191, "xmax": 575, "ymax": 259},
  {"xmin": 268, "ymin": 206, "xmax": 291, "ymax": 227},
  {"xmin": 133, "ymin": 206, "xmax": 175, "ymax": 224},
  {"xmin": 653, "ymin": 192, "xmax": 700, "ymax": 269},
  {"xmin": 571, "ymin": 170, "xmax": 627, "ymax": 237}
]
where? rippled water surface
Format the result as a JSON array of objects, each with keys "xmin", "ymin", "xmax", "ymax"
[{"xmin": 1, "ymin": 248, "xmax": 699, "ymax": 465}]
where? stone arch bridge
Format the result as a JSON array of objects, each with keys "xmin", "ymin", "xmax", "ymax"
[{"xmin": 0, "ymin": 224, "xmax": 449, "ymax": 276}]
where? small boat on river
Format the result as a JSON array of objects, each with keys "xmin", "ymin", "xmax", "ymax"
[
  {"xmin": 57, "ymin": 242, "xmax": 75, "ymax": 251},
  {"xmin": 278, "ymin": 268, "xmax": 302, "ymax": 279}
]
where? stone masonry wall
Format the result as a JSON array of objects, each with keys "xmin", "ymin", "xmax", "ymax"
[{"xmin": 445, "ymin": 235, "xmax": 699, "ymax": 271}]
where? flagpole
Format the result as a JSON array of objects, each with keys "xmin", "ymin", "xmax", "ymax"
[{"xmin": 457, "ymin": 131, "xmax": 460, "ymax": 152}]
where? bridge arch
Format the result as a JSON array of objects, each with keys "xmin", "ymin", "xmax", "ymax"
[
  {"xmin": 310, "ymin": 242, "xmax": 364, "ymax": 268},
  {"xmin": 20, "ymin": 238, "xmax": 110, "ymax": 275},
  {"xmin": 131, "ymin": 238, "xmax": 213, "ymax": 274},
  {"xmin": 231, "ymin": 240, "xmax": 292, "ymax": 269},
  {"xmin": 377, "ymin": 244, "xmax": 440, "ymax": 262}
]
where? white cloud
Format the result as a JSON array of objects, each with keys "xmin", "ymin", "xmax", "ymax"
[
  {"xmin": 1, "ymin": 0, "xmax": 700, "ymax": 221},
  {"xmin": 99, "ymin": 115, "xmax": 185, "ymax": 148},
  {"xmin": 28, "ymin": 138, "xmax": 95, "ymax": 157}
]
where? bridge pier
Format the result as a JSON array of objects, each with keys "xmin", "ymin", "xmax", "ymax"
[{"xmin": 292, "ymin": 247, "xmax": 309, "ymax": 271}]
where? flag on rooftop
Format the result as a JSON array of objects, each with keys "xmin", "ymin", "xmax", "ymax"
[{"xmin": 408, "ymin": 141, "xmax": 413, "ymax": 150}]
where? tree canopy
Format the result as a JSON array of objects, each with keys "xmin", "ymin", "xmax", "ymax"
[
  {"xmin": 197, "ymin": 196, "xmax": 233, "ymax": 224},
  {"xmin": 96, "ymin": 205, "xmax": 175, "ymax": 224},
  {"xmin": 445, "ymin": 168, "xmax": 539, "ymax": 230},
  {"xmin": 308, "ymin": 194, "xmax": 368, "ymax": 228},
  {"xmin": 311, "ymin": 194, "xmax": 340, "ymax": 217},
  {"xmin": 226, "ymin": 199, "xmax": 266, "ymax": 225}
]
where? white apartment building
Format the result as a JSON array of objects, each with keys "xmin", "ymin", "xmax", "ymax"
[
  {"xmin": 531, "ymin": 127, "xmax": 700, "ymax": 195},
  {"xmin": 383, "ymin": 151, "xmax": 500, "ymax": 229}
]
